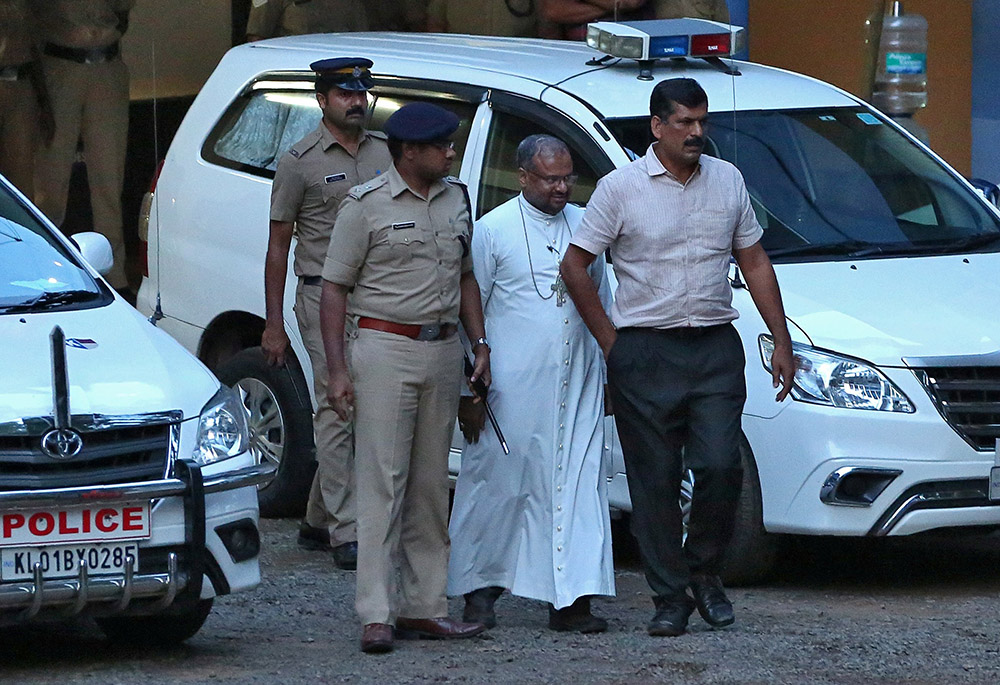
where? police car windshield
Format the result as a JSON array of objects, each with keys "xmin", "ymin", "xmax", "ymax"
[
  {"xmin": 605, "ymin": 107, "xmax": 1000, "ymax": 262},
  {"xmin": 0, "ymin": 183, "xmax": 103, "ymax": 314}
]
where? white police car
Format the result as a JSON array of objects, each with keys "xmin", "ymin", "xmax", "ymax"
[
  {"xmin": 137, "ymin": 20, "xmax": 1000, "ymax": 582},
  {"xmin": 0, "ymin": 175, "xmax": 272, "ymax": 640}
]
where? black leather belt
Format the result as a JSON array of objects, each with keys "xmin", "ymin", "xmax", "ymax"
[
  {"xmin": 300, "ymin": 276, "xmax": 322, "ymax": 286},
  {"xmin": 44, "ymin": 42, "xmax": 120, "ymax": 64},
  {"xmin": 0, "ymin": 63, "xmax": 32, "ymax": 81}
]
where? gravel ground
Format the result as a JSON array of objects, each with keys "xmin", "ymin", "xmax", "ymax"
[{"xmin": 4, "ymin": 517, "xmax": 1000, "ymax": 684}]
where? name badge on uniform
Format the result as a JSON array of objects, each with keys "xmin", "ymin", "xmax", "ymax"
[
  {"xmin": 325, "ymin": 173, "xmax": 347, "ymax": 184},
  {"xmin": 392, "ymin": 222, "xmax": 416, "ymax": 230}
]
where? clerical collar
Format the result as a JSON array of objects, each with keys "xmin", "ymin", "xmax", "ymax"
[{"xmin": 517, "ymin": 193, "xmax": 563, "ymax": 224}]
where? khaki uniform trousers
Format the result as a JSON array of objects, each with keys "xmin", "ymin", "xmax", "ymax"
[
  {"xmin": 34, "ymin": 55, "xmax": 129, "ymax": 288},
  {"xmin": 350, "ymin": 328, "xmax": 462, "ymax": 625},
  {"xmin": 0, "ymin": 79, "xmax": 38, "ymax": 197},
  {"xmin": 294, "ymin": 281, "xmax": 357, "ymax": 546}
]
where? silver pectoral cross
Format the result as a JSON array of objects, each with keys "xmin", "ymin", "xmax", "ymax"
[{"xmin": 551, "ymin": 275, "xmax": 567, "ymax": 307}]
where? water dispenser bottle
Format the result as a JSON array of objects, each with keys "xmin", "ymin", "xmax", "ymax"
[{"xmin": 872, "ymin": 1, "xmax": 928, "ymax": 115}]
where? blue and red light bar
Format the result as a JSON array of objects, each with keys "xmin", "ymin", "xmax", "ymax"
[{"xmin": 586, "ymin": 18, "xmax": 745, "ymax": 61}]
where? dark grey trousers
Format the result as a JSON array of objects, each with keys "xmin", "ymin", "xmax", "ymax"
[{"xmin": 607, "ymin": 324, "xmax": 747, "ymax": 601}]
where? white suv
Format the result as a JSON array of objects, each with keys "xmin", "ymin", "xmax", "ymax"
[
  {"xmin": 138, "ymin": 26, "xmax": 1000, "ymax": 583},
  {"xmin": 1, "ymin": 175, "xmax": 272, "ymax": 641}
]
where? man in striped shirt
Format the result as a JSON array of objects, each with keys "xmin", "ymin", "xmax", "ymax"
[{"xmin": 560, "ymin": 77, "xmax": 795, "ymax": 638}]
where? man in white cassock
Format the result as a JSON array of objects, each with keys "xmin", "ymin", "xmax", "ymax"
[{"xmin": 447, "ymin": 134, "xmax": 614, "ymax": 633}]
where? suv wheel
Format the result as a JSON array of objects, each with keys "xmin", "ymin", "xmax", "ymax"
[
  {"xmin": 96, "ymin": 599, "xmax": 213, "ymax": 645},
  {"xmin": 216, "ymin": 347, "xmax": 315, "ymax": 518}
]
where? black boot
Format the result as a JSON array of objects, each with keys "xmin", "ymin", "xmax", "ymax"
[
  {"xmin": 463, "ymin": 586, "xmax": 504, "ymax": 628},
  {"xmin": 548, "ymin": 596, "xmax": 608, "ymax": 633}
]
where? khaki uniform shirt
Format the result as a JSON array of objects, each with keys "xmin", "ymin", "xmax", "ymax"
[
  {"xmin": 30, "ymin": 0, "xmax": 134, "ymax": 49},
  {"xmin": 427, "ymin": 0, "xmax": 536, "ymax": 37},
  {"xmin": 246, "ymin": 0, "xmax": 367, "ymax": 38},
  {"xmin": 271, "ymin": 123, "xmax": 391, "ymax": 278},
  {"xmin": 571, "ymin": 146, "xmax": 762, "ymax": 330},
  {"xmin": 323, "ymin": 165, "xmax": 473, "ymax": 325},
  {"xmin": 0, "ymin": 1, "xmax": 34, "ymax": 66},
  {"xmin": 365, "ymin": 0, "xmax": 427, "ymax": 31},
  {"xmin": 652, "ymin": 0, "xmax": 730, "ymax": 22}
]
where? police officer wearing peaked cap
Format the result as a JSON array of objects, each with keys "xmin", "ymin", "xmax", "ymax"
[
  {"xmin": 320, "ymin": 101, "xmax": 491, "ymax": 653},
  {"xmin": 264, "ymin": 55, "xmax": 391, "ymax": 571}
]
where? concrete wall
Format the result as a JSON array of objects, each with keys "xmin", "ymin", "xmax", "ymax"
[{"xmin": 747, "ymin": 0, "xmax": 972, "ymax": 175}]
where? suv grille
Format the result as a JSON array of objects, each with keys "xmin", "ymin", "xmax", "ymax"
[
  {"xmin": 914, "ymin": 366, "xmax": 1000, "ymax": 451},
  {"xmin": 0, "ymin": 423, "xmax": 172, "ymax": 490}
]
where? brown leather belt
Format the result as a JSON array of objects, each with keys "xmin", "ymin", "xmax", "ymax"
[
  {"xmin": 358, "ymin": 317, "xmax": 457, "ymax": 341},
  {"xmin": 44, "ymin": 42, "xmax": 120, "ymax": 64}
]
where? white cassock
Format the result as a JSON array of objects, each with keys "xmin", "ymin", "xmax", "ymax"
[{"xmin": 447, "ymin": 193, "xmax": 615, "ymax": 609}]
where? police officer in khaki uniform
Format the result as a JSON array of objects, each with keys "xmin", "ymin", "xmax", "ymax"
[
  {"xmin": 265, "ymin": 58, "xmax": 391, "ymax": 570},
  {"xmin": 427, "ymin": 0, "xmax": 537, "ymax": 37},
  {"xmin": 652, "ymin": 0, "xmax": 729, "ymax": 21},
  {"xmin": 365, "ymin": 0, "xmax": 428, "ymax": 31},
  {"xmin": 30, "ymin": 0, "xmax": 133, "ymax": 291},
  {"xmin": 246, "ymin": 0, "xmax": 368, "ymax": 41},
  {"xmin": 0, "ymin": 0, "xmax": 51, "ymax": 196},
  {"xmin": 320, "ymin": 102, "xmax": 491, "ymax": 654}
]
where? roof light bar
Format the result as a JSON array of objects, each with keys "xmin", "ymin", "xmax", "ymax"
[{"xmin": 586, "ymin": 18, "xmax": 745, "ymax": 62}]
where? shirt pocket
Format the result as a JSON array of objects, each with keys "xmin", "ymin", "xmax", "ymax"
[
  {"xmin": 696, "ymin": 207, "xmax": 738, "ymax": 254},
  {"xmin": 320, "ymin": 178, "xmax": 349, "ymax": 207},
  {"xmin": 383, "ymin": 226, "xmax": 428, "ymax": 266}
]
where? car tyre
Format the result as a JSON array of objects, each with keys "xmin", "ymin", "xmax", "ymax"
[
  {"xmin": 720, "ymin": 435, "xmax": 780, "ymax": 586},
  {"xmin": 96, "ymin": 599, "xmax": 213, "ymax": 646},
  {"xmin": 216, "ymin": 347, "xmax": 315, "ymax": 518}
]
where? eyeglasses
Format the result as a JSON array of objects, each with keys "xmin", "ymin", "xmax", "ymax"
[
  {"xmin": 522, "ymin": 168, "xmax": 579, "ymax": 187},
  {"xmin": 426, "ymin": 140, "xmax": 456, "ymax": 151}
]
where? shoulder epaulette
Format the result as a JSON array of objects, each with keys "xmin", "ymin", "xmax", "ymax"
[
  {"xmin": 443, "ymin": 175, "xmax": 467, "ymax": 186},
  {"xmin": 348, "ymin": 174, "xmax": 388, "ymax": 200},
  {"xmin": 367, "ymin": 130, "xmax": 388, "ymax": 140},
  {"xmin": 288, "ymin": 129, "xmax": 322, "ymax": 158}
]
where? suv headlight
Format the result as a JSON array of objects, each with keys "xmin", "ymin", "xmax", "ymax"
[
  {"xmin": 193, "ymin": 386, "xmax": 250, "ymax": 465},
  {"xmin": 759, "ymin": 335, "xmax": 914, "ymax": 413}
]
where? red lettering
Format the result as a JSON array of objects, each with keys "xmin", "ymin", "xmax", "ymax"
[
  {"xmin": 28, "ymin": 512, "xmax": 55, "ymax": 536},
  {"xmin": 3, "ymin": 514, "xmax": 25, "ymax": 539},
  {"xmin": 82, "ymin": 509, "xmax": 91, "ymax": 533},
  {"xmin": 122, "ymin": 507, "xmax": 143, "ymax": 532},
  {"xmin": 95, "ymin": 509, "xmax": 118, "ymax": 533},
  {"xmin": 58, "ymin": 511, "xmax": 80, "ymax": 535}
]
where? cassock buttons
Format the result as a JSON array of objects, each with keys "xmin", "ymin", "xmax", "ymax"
[{"xmin": 557, "ymin": 526, "xmax": 562, "ymax": 532}]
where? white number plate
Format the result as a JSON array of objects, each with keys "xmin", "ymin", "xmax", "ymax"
[
  {"xmin": 989, "ymin": 466, "xmax": 1000, "ymax": 502},
  {"xmin": 0, "ymin": 542, "xmax": 139, "ymax": 581}
]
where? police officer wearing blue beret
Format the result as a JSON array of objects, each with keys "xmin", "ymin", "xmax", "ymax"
[
  {"xmin": 265, "ymin": 57, "xmax": 391, "ymax": 571},
  {"xmin": 320, "ymin": 102, "xmax": 491, "ymax": 653}
]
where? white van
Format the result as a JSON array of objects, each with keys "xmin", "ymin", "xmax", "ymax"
[
  {"xmin": 137, "ymin": 23, "xmax": 1000, "ymax": 583},
  {"xmin": 0, "ymin": 176, "xmax": 272, "ymax": 640}
]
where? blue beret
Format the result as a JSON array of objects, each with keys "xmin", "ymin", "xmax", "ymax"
[
  {"xmin": 310, "ymin": 57, "xmax": 374, "ymax": 91},
  {"xmin": 383, "ymin": 102, "xmax": 460, "ymax": 142}
]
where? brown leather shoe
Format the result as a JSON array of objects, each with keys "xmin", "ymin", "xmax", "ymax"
[
  {"xmin": 395, "ymin": 616, "xmax": 486, "ymax": 640},
  {"xmin": 360, "ymin": 623, "xmax": 393, "ymax": 653}
]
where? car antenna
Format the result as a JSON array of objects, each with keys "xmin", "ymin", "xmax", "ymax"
[{"xmin": 148, "ymin": 39, "xmax": 164, "ymax": 326}]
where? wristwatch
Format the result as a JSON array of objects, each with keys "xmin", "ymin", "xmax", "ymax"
[{"xmin": 473, "ymin": 336, "xmax": 490, "ymax": 351}]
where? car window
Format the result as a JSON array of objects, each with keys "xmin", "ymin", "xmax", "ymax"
[
  {"xmin": 0, "ymin": 183, "xmax": 106, "ymax": 315},
  {"xmin": 202, "ymin": 76, "xmax": 477, "ymax": 179},
  {"xmin": 478, "ymin": 109, "xmax": 600, "ymax": 219},
  {"xmin": 606, "ymin": 108, "xmax": 1000, "ymax": 261}
]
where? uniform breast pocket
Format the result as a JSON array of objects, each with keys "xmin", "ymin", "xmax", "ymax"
[
  {"xmin": 697, "ymin": 207, "xmax": 738, "ymax": 253},
  {"xmin": 385, "ymin": 227, "xmax": 427, "ymax": 265},
  {"xmin": 321, "ymin": 180, "xmax": 348, "ymax": 207}
]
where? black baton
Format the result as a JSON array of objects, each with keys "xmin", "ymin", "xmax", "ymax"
[{"xmin": 463, "ymin": 353, "xmax": 509, "ymax": 455}]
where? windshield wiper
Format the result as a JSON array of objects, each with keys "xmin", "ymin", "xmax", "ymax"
[
  {"xmin": 766, "ymin": 240, "xmax": 880, "ymax": 259},
  {"xmin": 0, "ymin": 289, "xmax": 101, "ymax": 314}
]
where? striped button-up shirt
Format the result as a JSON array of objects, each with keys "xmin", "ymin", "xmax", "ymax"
[{"xmin": 571, "ymin": 145, "xmax": 762, "ymax": 330}]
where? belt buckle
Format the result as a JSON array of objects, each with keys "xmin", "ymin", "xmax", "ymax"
[
  {"xmin": 0, "ymin": 67, "xmax": 18, "ymax": 81},
  {"xmin": 416, "ymin": 324, "xmax": 440, "ymax": 341}
]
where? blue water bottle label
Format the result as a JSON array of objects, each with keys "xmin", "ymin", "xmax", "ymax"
[{"xmin": 886, "ymin": 52, "xmax": 926, "ymax": 74}]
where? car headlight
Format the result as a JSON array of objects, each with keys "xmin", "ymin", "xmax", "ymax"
[
  {"xmin": 193, "ymin": 386, "xmax": 250, "ymax": 465},
  {"xmin": 759, "ymin": 335, "xmax": 914, "ymax": 413}
]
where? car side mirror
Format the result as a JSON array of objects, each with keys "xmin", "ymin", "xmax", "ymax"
[
  {"xmin": 73, "ymin": 231, "xmax": 114, "ymax": 275},
  {"xmin": 969, "ymin": 178, "xmax": 1000, "ymax": 207}
]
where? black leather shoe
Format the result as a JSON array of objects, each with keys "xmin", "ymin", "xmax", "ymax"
[
  {"xmin": 548, "ymin": 596, "xmax": 608, "ymax": 634},
  {"xmin": 463, "ymin": 586, "xmax": 503, "ymax": 629},
  {"xmin": 690, "ymin": 574, "xmax": 735, "ymax": 628},
  {"xmin": 647, "ymin": 595, "xmax": 696, "ymax": 637},
  {"xmin": 332, "ymin": 541, "xmax": 358, "ymax": 570},
  {"xmin": 296, "ymin": 521, "xmax": 330, "ymax": 551}
]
